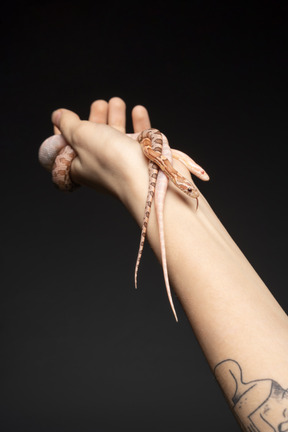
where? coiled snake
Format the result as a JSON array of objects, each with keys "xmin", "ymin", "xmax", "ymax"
[{"xmin": 39, "ymin": 129, "xmax": 209, "ymax": 321}]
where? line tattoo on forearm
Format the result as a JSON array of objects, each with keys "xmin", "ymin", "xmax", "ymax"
[{"xmin": 214, "ymin": 359, "xmax": 288, "ymax": 432}]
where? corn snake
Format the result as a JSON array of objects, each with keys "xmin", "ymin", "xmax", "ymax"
[
  {"xmin": 133, "ymin": 129, "xmax": 209, "ymax": 321},
  {"xmin": 38, "ymin": 129, "xmax": 209, "ymax": 321}
]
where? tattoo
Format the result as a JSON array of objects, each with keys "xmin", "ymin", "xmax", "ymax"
[{"xmin": 214, "ymin": 359, "xmax": 288, "ymax": 432}]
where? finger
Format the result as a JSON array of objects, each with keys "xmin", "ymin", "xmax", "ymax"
[
  {"xmin": 131, "ymin": 105, "xmax": 151, "ymax": 132},
  {"xmin": 53, "ymin": 125, "xmax": 61, "ymax": 135},
  {"xmin": 89, "ymin": 99, "xmax": 108, "ymax": 123},
  {"xmin": 52, "ymin": 109, "xmax": 82, "ymax": 147},
  {"xmin": 107, "ymin": 97, "xmax": 126, "ymax": 133}
]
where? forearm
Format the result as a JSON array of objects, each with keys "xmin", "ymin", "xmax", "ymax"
[
  {"xmin": 122, "ymin": 158, "xmax": 288, "ymax": 428},
  {"xmin": 48, "ymin": 103, "xmax": 288, "ymax": 430},
  {"xmin": 51, "ymin": 109, "xmax": 288, "ymax": 377}
]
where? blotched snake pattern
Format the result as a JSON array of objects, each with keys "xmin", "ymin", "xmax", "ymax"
[{"xmin": 39, "ymin": 129, "xmax": 209, "ymax": 321}]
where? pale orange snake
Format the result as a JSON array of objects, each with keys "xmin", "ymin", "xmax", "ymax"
[{"xmin": 39, "ymin": 129, "xmax": 209, "ymax": 321}]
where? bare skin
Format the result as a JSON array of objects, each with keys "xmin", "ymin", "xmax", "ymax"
[
  {"xmin": 43, "ymin": 97, "xmax": 288, "ymax": 431},
  {"xmin": 40, "ymin": 125, "xmax": 208, "ymax": 321}
]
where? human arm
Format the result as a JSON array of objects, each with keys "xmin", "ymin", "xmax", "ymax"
[{"xmin": 43, "ymin": 98, "xmax": 288, "ymax": 431}]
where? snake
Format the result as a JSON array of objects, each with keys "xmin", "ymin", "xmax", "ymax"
[{"xmin": 38, "ymin": 129, "xmax": 209, "ymax": 321}]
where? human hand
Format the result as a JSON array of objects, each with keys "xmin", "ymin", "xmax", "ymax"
[
  {"xmin": 39, "ymin": 96, "xmax": 203, "ymax": 228},
  {"xmin": 39, "ymin": 97, "xmax": 152, "ymax": 200}
]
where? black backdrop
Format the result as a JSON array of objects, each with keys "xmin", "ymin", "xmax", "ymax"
[{"xmin": 1, "ymin": 1, "xmax": 287, "ymax": 431}]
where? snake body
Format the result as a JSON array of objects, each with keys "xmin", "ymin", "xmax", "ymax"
[
  {"xmin": 135, "ymin": 129, "xmax": 178, "ymax": 321},
  {"xmin": 39, "ymin": 134, "xmax": 77, "ymax": 190},
  {"xmin": 135, "ymin": 129, "xmax": 208, "ymax": 321},
  {"xmin": 39, "ymin": 129, "xmax": 209, "ymax": 321}
]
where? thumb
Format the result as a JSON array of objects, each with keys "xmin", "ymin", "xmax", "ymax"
[{"xmin": 51, "ymin": 108, "xmax": 82, "ymax": 147}]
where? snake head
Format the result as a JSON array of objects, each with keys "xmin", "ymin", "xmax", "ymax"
[{"xmin": 174, "ymin": 176, "xmax": 199, "ymax": 199}]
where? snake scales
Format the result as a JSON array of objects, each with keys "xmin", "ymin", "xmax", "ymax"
[{"xmin": 39, "ymin": 129, "xmax": 209, "ymax": 321}]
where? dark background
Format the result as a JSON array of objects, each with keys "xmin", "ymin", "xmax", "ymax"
[{"xmin": 1, "ymin": 1, "xmax": 287, "ymax": 431}]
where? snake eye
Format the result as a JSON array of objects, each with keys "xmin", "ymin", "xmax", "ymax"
[{"xmin": 188, "ymin": 187, "xmax": 193, "ymax": 193}]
